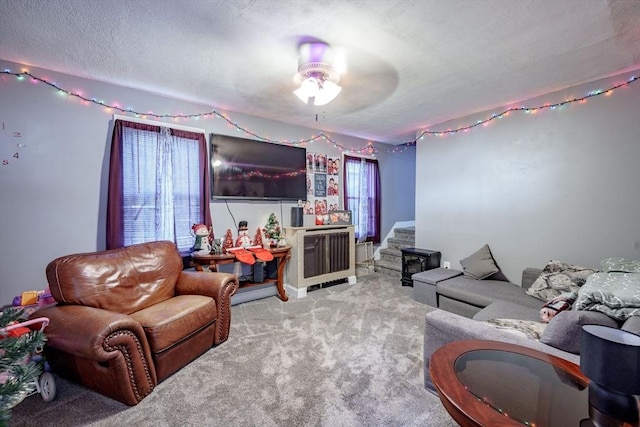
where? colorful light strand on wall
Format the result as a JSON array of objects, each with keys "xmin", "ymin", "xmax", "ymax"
[
  {"xmin": 414, "ymin": 75, "xmax": 638, "ymax": 142},
  {"xmin": 2, "ymin": 69, "xmax": 638, "ymax": 155}
]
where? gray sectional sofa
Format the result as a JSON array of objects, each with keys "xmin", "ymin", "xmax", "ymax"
[{"xmin": 415, "ymin": 265, "xmax": 638, "ymax": 392}]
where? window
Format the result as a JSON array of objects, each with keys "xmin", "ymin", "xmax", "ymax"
[
  {"xmin": 343, "ymin": 155, "xmax": 380, "ymax": 243},
  {"xmin": 107, "ymin": 119, "xmax": 211, "ymax": 252}
]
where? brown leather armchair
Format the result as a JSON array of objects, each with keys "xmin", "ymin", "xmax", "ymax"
[{"xmin": 30, "ymin": 241, "xmax": 238, "ymax": 405}]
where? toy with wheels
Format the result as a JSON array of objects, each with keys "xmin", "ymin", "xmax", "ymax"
[{"xmin": 0, "ymin": 317, "xmax": 57, "ymax": 410}]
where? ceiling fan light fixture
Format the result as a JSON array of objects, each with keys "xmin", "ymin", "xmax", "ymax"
[
  {"xmin": 293, "ymin": 77, "xmax": 320, "ymax": 104},
  {"xmin": 313, "ymin": 80, "xmax": 341, "ymax": 106},
  {"xmin": 293, "ymin": 42, "xmax": 342, "ymax": 106}
]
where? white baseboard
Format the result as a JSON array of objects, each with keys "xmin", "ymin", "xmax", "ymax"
[{"xmin": 286, "ymin": 284, "xmax": 307, "ymax": 299}]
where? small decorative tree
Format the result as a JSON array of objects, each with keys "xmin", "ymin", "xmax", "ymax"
[
  {"xmin": 253, "ymin": 228, "xmax": 264, "ymax": 248},
  {"xmin": 262, "ymin": 213, "xmax": 281, "ymax": 247},
  {"xmin": 222, "ymin": 229, "xmax": 234, "ymax": 253}
]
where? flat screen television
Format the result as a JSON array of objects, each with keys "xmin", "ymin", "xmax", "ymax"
[{"xmin": 210, "ymin": 134, "xmax": 307, "ymax": 201}]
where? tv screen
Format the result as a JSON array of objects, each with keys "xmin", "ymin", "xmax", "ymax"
[{"xmin": 210, "ymin": 134, "xmax": 307, "ymax": 201}]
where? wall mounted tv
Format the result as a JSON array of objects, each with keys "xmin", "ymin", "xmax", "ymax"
[{"xmin": 210, "ymin": 134, "xmax": 307, "ymax": 201}]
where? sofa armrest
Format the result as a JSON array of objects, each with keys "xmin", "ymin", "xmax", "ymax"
[
  {"xmin": 175, "ymin": 270, "xmax": 239, "ymax": 345},
  {"xmin": 32, "ymin": 304, "xmax": 148, "ymax": 359},
  {"xmin": 423, "ymin": 309, "xmax": 580, "ymax": 392},
  {"xmin": 30, "ymin": 304, "xmax": 157, "ymax": 404}
]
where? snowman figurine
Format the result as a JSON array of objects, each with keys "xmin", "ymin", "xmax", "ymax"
[
  {"xmin": 191, "ymin": 224, "xmax": 212, "ymax": 256},
  {"xmin": 234, "ymin": 221, "xmax": 252, "ymax": 248}
]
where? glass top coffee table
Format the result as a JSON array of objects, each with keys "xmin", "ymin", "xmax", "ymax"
[{"xmin": 430, "ymin": 340, "xmax": 597, "ymax": 427}]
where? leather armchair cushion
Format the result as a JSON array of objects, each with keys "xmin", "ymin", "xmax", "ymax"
[{"xmin": 130, "ymin": 295, "xmax": 217, "ymax": 353}]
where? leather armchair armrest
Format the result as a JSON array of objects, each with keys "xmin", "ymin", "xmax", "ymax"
[
  {"xmin": 175, "ymin": 270, "xmax": 238, "ymax": 300},
  {"xmin": 31, "ymin": 304, "xmax": 151, "ymax": 362},
  {"xmin": 175, "ymin": 271, "xmax": 239, "ymax": 345},
  {"xmin": 30, "ymin": 304, "xmax": 157, "ymax": 405}
]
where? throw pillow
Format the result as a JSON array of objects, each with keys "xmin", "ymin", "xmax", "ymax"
[
  {"xmin": 622, "ymin": 316, "xmax": 640, "ymax": 335},
  {"xmin": 601, "ymin": 257, "xmax": 640, "ymax": 273},
  {"xmin": 525, "ymin": 260, "xmax": 597, "ymax": 302},
  {"xmin": 459, "ymin": 244, "xmax": 499, "ymax": 280},
  {"xmin": 539, "ymin": 310, "xmax": 619, "ymax": 354}
]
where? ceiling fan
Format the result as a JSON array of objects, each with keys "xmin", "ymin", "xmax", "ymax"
[{"xmin": 292, "ymin": 41, "xmax": 346, "ymax": 106}]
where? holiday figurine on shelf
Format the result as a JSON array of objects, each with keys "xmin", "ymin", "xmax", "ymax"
[
  {"xmin": 253, "ymin": 228, "xmax": 264, "ymax": 248},
  {"xmin": 222, "ymin": 229, "xmax": 234, "ymax": 253},
  {"xmin": 190, "ymin": 224, "xmax": 212, "ymax": 256},
  {"xmin": 234, "ymin": 221, "xmax": 252, "ymax": 248},
  {"xmin": 263, "ymin": 213, "xmax": 281, "ymax": 248},
  {"xmin": 211, "ymin": 238, "xmax": 222, "ymax": 255}
]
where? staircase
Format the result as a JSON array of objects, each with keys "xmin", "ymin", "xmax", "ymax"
[{"xmin": 374, "ymin": 226, "xmax": 415, "ymax": 279}]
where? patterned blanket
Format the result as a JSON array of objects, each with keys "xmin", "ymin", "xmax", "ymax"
[{"xmin": 575, "ymin": 272, "xmax": 640, "ymax": 321}]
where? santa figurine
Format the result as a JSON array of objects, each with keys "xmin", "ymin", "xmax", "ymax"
[{"xmin": 234, "ymin": 221, "xmax": 252, "ymax": 248}]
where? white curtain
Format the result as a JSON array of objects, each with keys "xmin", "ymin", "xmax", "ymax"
[
  {"xmin": 356, "ymin": 158, "xmax": 370, "ymax": 243},
  {"xmin": 120, "ymin": 124, "xmax": 203, "ymax": 251},
  {"xmin": 155, "ymin": 126, "xmax": 175, "ymax": 243},
  {"xmin": 345, "ymin": 157, "xmax": 370, "ymax": 242}
]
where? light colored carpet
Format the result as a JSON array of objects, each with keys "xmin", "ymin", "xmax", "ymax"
[{"xmin": 10, "ymin": 273, "xmax": 456, "ymax": 426}]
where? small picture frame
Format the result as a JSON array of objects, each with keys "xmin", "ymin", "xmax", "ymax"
[{"xmin": 329, "ymin": 210, "xmax": 352, "ymax": 225}]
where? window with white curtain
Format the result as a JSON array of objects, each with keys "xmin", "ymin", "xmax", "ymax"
[
  {"xmin": 107, "ymin": 119, "xmax": 211, "ymax": 252},
  {"xmin": 343, "ymin": 155, "xmax": 381, "ymax": 243}
]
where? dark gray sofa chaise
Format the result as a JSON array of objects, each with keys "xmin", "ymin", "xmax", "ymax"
[{"xmin": 413, "ymin": 267, "xmax": 544, "ymax": 320}]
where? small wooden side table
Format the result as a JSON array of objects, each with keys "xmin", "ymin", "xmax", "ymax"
[{"xmin": 191, "ymin": 246, "xmax": 291, "ymax": 302}]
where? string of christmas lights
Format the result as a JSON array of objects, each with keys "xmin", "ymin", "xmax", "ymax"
[
  {"xmin": 2, "ymin": 69, "xmax": 638, "ymax": 154},
  {"xmin": 411, "ymin": 74, "xmax": 639, "ymax": 143}
]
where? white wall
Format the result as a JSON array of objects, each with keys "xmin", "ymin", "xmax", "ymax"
[
  {"xmin": 415, "ymin": 70, "xmax": 640, "ymax": 284},
  {"xmin": 376, "ymin": 145, "xmax": 416, "ymax": 238},
  {"xmin": 0, "ymin": 60, "xmax": 415, "ymax": 304}
]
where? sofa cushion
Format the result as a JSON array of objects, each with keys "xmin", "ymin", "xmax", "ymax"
[
  {"xmin": 437, "ymin": 276, "xmax": 542, "ymax": 310},
  {"xmin": 412, "ymin": 267, "xmax": 462, "ymax": 285},
  {"xmin": 525, "ymin": 260, "xmax": 597, "ymax": 302},
  {"xmin": 130, "ymin": 294, "xmax": 217, "ymax": 353},
  {"xmin": 473, "ymin": 300, "xmax": 542, "ymax": 322},
  {"xmin": 459, "ymin": 244, "xmax": 499, "ymax": 280},
  {"xmin": 539, "ymin": 310, "xmax": 619, "ymax": 354}
]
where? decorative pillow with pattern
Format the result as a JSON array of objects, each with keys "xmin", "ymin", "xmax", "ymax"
[
  {"xmin": 525, "ymin": 260, "xmax": 597, "ymax": 302},
  {"xmin": 600, "ymin": 257, "xmax": 640, "ymax": 273},
  {"xmin": 483, "ymin": 318, "xmax": 547, "ymax": 340}
]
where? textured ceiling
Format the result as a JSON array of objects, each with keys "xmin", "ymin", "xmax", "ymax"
[{"xmin": 1, "ymin": 0, "xmax": 639, "ymax": 144}]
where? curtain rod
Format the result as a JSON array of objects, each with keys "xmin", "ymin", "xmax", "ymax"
[{"xmin": 112, "ymin": 114, "xmax": 206, "ymax": 134}]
